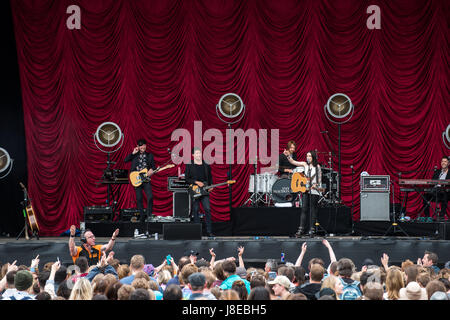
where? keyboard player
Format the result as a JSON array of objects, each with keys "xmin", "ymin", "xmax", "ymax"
[{"xmin": 423, "ymin": 156, "xmax": 449, "ymax": 221}]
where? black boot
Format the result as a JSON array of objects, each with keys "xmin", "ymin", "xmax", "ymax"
[{"xmin": 295, "ymin": 227, "xmax": 304, "ymax": 238}]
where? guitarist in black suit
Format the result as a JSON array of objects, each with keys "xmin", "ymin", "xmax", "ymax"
[
  {"xmin": 125, "ymin": 138, "xmax": 157, "ymax": 222},
  {"xmin": 423, "ymin": 156, "xmax": 449, "ymax": 221},
  {"xmin": 185, "ymin": 147, "xmax": 214, "ymax": 237}
]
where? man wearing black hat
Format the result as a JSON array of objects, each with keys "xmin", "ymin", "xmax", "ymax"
[{"xmin": 125, "ymin": 138, "xmax": 157, "ymax": 222}]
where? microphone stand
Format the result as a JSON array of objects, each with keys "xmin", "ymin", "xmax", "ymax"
[
  {"xmin": 350, "ymin": 165, "xmax": 355, "ymax": 235},
  {"xmin": 16, "ymin": 184, "xmax": 30, "ymax": 240},
  {"xmin": 383, "ymin": 180, "xmax": 409, "ymax": 237},
  {"xmin": 253, "ymin": 158, "xmax": 258, "ymax": 207}
]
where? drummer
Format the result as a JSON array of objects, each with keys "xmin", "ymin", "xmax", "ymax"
[{"xmin": 278, "ymin": 140, "xmax": 298, "ymax": 178}]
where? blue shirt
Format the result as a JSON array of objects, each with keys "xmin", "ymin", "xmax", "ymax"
[{"xmin": 219, "ymin": 274, "xmax": 251, "ymax": 294}]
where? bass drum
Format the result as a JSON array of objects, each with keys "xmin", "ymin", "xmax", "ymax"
[{"xmin": 271, "ymin": 178, "xmax": 295, "ymax": 203}]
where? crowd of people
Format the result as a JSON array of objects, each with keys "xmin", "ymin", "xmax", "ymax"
[{"xmin": 0, "ymin": 239, "xmax": 449, "ymax": 301}]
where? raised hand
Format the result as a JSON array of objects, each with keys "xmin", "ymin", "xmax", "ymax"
[
  {"xmin": 381, "ymin": 253, "xmax": 389, "ymax": 269},
  {"xmin": 301, "ymin": 242, "xmax": 307, "ymax": 254},
  {"xmin": 31, "ymin": 255, "xmax": 40, "ymax": 269},
  {"xmin": 70, "ymin": 225, "xmax": 76, "ymax": 236}
]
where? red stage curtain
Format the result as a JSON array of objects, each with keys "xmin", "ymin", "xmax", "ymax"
[{"xmin": 10, "ymin": 0, "xmax": 449, "ymax": 235}]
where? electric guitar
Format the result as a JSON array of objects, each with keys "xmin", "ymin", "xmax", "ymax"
[
  {"xmin": 129, "ymin": 164, "xmax": 175, "ymax": 187},
  {"xmin": 291, "ymin": 172, "xmax": 325, "ymax": 194},
  {"xmin": 19, "ymin": 182, "xmax": 40, "ymax": 236},
  {"xmin": 189, "ymin": 180, "xmax": 236, "ymax": 199}
]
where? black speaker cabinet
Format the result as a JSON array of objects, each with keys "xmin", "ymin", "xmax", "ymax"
[
  {"xmin": 83, "ymin": 206, "xmax": 112, "ymax": 221},
  {"xmin": 120, "ymin": 208, "xmax": 140, "ymax": 222},
  {"xmin": 163, "ymin": 223, "xmax": 202, "ymax": 240},
  {"xmin": 173, "ymin": 192, "xmax": 190, "ymax": 218}
]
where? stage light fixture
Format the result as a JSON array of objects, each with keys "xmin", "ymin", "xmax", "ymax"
[{"xmin": 0, "ymin": 147, "xmax": 13, "ymax": 179}]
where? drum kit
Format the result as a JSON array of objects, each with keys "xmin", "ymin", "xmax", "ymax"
[{"xmin": 245, "ymin": 150, "xmax": 341, "ymax": 207}]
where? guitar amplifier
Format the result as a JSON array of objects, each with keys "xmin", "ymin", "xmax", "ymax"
[
  {"xmin": 83, "ymin": 206, "xmax": 113, "ymax": 221},
  {"xmin": 360, "ymin": 175, "xmax": 390, "ymax": 192},
  {"xmin": 120, "ymin": 208, "xmax": 140, "ymax": 222},
  {"xmin": 168, "ymin": 176, "xmax": 190, "ymax": 191}
]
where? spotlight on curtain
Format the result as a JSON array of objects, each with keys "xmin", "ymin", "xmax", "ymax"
[
  {"xmin": 94, "ymin": 122, "xmax": 124, "ymax": 206},
  {"xmin": 94, "ymin": 122, "xmax": 124, "ymax": 153},
  {"xmin": 216, "ymin": 93, "xmax": 246, "ymax": 125},
  {"xmin": 324, "ymin": 93, "xmax": 355, "ymax": 201},
  {"xmin": 0, "ymin": 147, "xmax": 14, "ymax": 179},
  {"xmin": 443, "ymin": 124, "xmax": 450, "ymax": 149},
  {"xmin": 324, "ymin": 93, "xmax": 354, "ymax": 124},
  {"xmin": 216, "ymin": 93, "xmax": 246, "ymax": 213}
]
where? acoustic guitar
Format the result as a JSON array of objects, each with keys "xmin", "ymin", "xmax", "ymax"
[
  {"xmin": 291, "ymin": 172, "xmax": 325, "ymax": 194},
  {"xmin": 19, "ymin": 182, "xmax": 40, "ymax": 235},
  {"xmin": 129, "ymin": 164, "xmax": 174, "ymax": 187},
  {"xmin": 189, "ymin": 180, "xmax": 236, "ymax": 199}
]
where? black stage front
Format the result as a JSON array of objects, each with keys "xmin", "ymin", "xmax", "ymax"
[
  {"xmin": 1, "ymin": 237, "xmax": 449, "ymax": 271},
  {"xmin": 80, "ymin": 206, "xmax": 449, "ymax": 240},
  {"xmin": 1, "ymin": 206, "xmax": 449, "ymax": 271}
]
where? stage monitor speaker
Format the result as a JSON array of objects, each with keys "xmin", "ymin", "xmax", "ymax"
[
  {"xmin": 120, "ymin": 208, "xmax": 140, "ymax": 222},
  {"xmin": 173, "ymin": 192, "xmax": 190, "ymax": 218},
  {"xmin": 360, "ymin": 192, "xmax": 390, "ymax": 221},
  {"xmin": 163, "ymin": 223, "xmax": 202, "ymax": 240},
  {"xmin": 84, "ymin": 206, "xmax": 113, "ymax": 221}
]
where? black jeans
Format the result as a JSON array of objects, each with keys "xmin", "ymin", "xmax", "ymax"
[
  {"xmin": 192, "ymin": 195, "xmax": 212, "ymax": 234},
  {"xmin": 299, "ymin": 193, "xmax": 320, "ymax": 230},
  {"xmin": 135, "ymin": 182, "xmax": 153, "ymax": 221},
  {"xmin": 423, "ymin": 190, "xmax": 448, "ymax": 218}
]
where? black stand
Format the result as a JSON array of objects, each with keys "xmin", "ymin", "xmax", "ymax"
[
  {"xmin": 16, "ymin": 186, "xmax": 30, "ymax": 240},
  {"xmin": 350, "ymin": 165, "xmax": 355, "ymax": 235},
  {"xmin": 228, "ymin": 124, "xmax": 233, "ymax": 215},
  {"xmin": 16, "ymin": 202, "xmax": 29, "ymax": 240},
  {"xmin": 384, "ymin": 181, "xmax": 409, "ymax": 237}
]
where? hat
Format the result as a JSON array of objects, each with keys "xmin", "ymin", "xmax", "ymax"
[
  {"xmin": 268, "ymin": 275, "xmax": 291, "ymax": 289},
  {"xmin": 137, "ymin": 139, "xmax": 146, "ymax": 146},
  {"xmin": 185, "ymin": 250, "xmax": 199, "ymax": 257},
  {"xmin": 315, "ymin": 287, "xmax": 337, "ymax": 300},
  {"xmin": 399, "ymin": 282, "xmax": 428, "ymax": 300},
  {"xmin": 236, "ymin": 267, "xmax": 247, "ymax": 279},
  {"xmin": 143, "ymin": 264, "xmax": 155, "ymax": 276},
  {"xmin": 188, "ymin": 272, "xmax": 206, "ymax": 287},
  {"xmin": 430, "ymin": 291, "xmax": 449, "ymax": 301},
  {"xmin": 14, "ymin": 270, "xmax": 33, "ymax": 291},
  {"xmin": 361, "ymin": 258, "xmax": 374, "ymax": 268}
]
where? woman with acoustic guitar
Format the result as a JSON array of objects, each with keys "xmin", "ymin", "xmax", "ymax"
[{"xmin": 284, "ymin": 150, "xmax": 322, "ymax": 237}]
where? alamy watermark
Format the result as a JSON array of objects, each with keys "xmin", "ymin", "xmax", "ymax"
[{"xmin": 171, "ymin": 121, "xmax": 279, "ymax": 167}]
